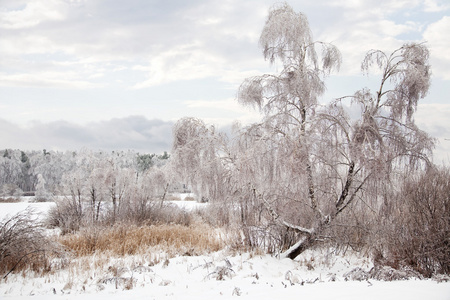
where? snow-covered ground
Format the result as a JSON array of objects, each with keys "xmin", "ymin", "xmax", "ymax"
[
  {"xmin": 1, "ymin": 199, "xmax": 449, "ymax": 299},
  {"xmin": 0, "ymin": 200, "xmax": 55, "ymax": 221},
  {"xmin": 169, "ymin": 200, "xmax": 207, "ymax": 211},
  {"xmin": 2, "ymin": 250, "xmax": 449, "ymax": 299}
]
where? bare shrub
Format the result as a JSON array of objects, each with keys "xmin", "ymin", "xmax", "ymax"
[
  {"xmin": 195, "ymin": 202, "xmax": 234, "ymax": 228},
  {"xmin": 119, "ymin": 198, "xmax": 193, "ymax": 227},
  {"xmin": 325, "ymin": 202, "xmax": 376, "ymax": 254},
  {"xmin": 59, "ymin": 223, "xmax": 223, "ymax": 257},
  {"xmin": 369, "ymin": 265, "xmax": 423, "ymax": 281},
  {"xmin": 376, "ymin": 166, "xmax": 450, "ymax": 276},
  {"xmin": 239, "ymin": 224, "xmax": 298, "ymax": 255},
  {"xmin": 0, "ymin": 209, "xmax": 57, "ymax": 277},
  {"xmin": 46, "ymin": 197, "xmax": 84, "ymax": 234},
  {"xmin": 0, "ymin": 197, "xmax": 21, "ymax": 203},
  {"xmin": 47, "ymin": 191, "xmax": 193, "ymax": 234},
  {"xmin": 343, "ymin": 267, "xmax": 370, "ymax": 281},
  {"xmin": 147, "ymin": 203, "xmax": 192, "ymax": 226},
  {"xmin": 32, "ymin": 197, "xmax": 53, "ymax": 203}
]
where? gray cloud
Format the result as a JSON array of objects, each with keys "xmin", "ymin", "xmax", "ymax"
[{"xmin": 0, "ymin": 116, "xmax": 173, "ymax": 153}]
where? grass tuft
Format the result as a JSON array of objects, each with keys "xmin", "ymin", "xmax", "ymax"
[{"xmin": 58, "ymin": 222, "xmax": 224, "ymax": 257}]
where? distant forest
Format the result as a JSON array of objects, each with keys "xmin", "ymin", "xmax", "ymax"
[{"xmin": 0, "ymin": 148, "xmax": 170, "ymax": 197}]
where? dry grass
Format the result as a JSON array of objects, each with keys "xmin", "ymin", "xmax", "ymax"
[{"xmin": 58, "ymin": 223, "xmax": 224, "ymax": 257}]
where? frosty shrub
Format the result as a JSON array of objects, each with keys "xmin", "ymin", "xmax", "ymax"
[
  {"xmin": 46, "ymin": 197, "xmax": 85, "ymax": 235},
  {"xmin": 325, "ymin": 205, "xmax": 374, "ymax": 254},
  {"xmin": 376, "ymin": 166, "xmax": 450, "ymax": 276}
]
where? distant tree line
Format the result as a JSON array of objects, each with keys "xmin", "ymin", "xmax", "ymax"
[{"xmin": 0, "ymin": 148, "xmax": 170, "ymax": 199}]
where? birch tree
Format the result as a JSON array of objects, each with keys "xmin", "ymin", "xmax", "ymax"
[
  {"xmin": 235, "ymin": 3, "xmax": 433, "ymax": 259},
  {"xmin": 170, "ymin": 3, "xmax": 430, "ymax": 258},
  {"xmin": 169, "ymin": 3, "xmax": 435, "ymax": 259}
]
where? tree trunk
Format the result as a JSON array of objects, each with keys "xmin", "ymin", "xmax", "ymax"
[
  {"xmin": 282, "ymin": 234, "xmax": 316, "ymax": 259},
  {"xmin": 160, "ymin": 183, "xmax": 169, "ymax": 208},
  {"xmin": 90, "ymin": 188, "xmax": 96, "ymax": 223},
  {"xmin": 281, "ymin": 162, "xmax": 356, "ymax": 260},
  {"xmin": 111, "ymin": 182, "xmax": 117, "ymax": 223},
  {"xmin": 281, "ymin": 220, "xmax": 329, "ymax": 259},
  {"xmin": 112, "ymin": 196, "xmax": 117, "ymax": 223},
  {"xmin": 96, "ymin": 200, "xmax": 101, "ymax": 222}
]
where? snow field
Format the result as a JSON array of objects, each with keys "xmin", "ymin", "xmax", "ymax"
[
  {"xmin": 0, "ymin": 201, "xmax": 55, "ymax": 221},
  {"xmin": 1, "ymin": 249, "xmax": 449, "ymax": 299},
  {"xmin": 0, "ymin": 200, "xmax": 449, "ymax": 299}
]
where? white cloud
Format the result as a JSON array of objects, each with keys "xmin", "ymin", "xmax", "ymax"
[
  {"xmin": 133, "ymin": 42, "xmax": 223, "ymax": 88},
  {"xmin": 416, "ymin": 103, "xmax": 450, "ymax": 164},
  {"xmin": 423, "ymin": 16, "xmax": 450, "ymax": 80},
  {"xmin": 1, "ymin": 0, "xmax": 446, "ymax": 89},
  {"xmin": 423, "ymin": 0, "xmax": 450, "ymax": 12},
  {"xmin": 0, "ymin": 72, "xmax": 100, "ymax": 89},
  {"xmin": 0, "ymin": 0, "xmax": 65, "ymax": 29},
  {"xmin": 185, "ymin": 98, "xmax": 261, "ymax": 125},
  {"xmin": 328, "ymin": 0, "xmax": 420, "ymax": 17},
  {"xmin": 316, "ymin": 1, "xmax": 427, "ymax": 76},
  {"xmin": 132, "ymin": 1, "xmax": 267, "ymax": 89}
]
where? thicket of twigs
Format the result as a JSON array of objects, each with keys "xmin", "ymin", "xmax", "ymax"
[
  {"xmin": 0, "ymin": 209, "xmax": 62, "ymax": 278},
  {"xmin": 375, "ymin": 166, "xmax": 450, "ymax": 276}
]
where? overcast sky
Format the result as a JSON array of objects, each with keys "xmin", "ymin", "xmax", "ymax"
[{"xmin": 0, "ymin": 0, "xmax": 449, "ymax": 162}]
